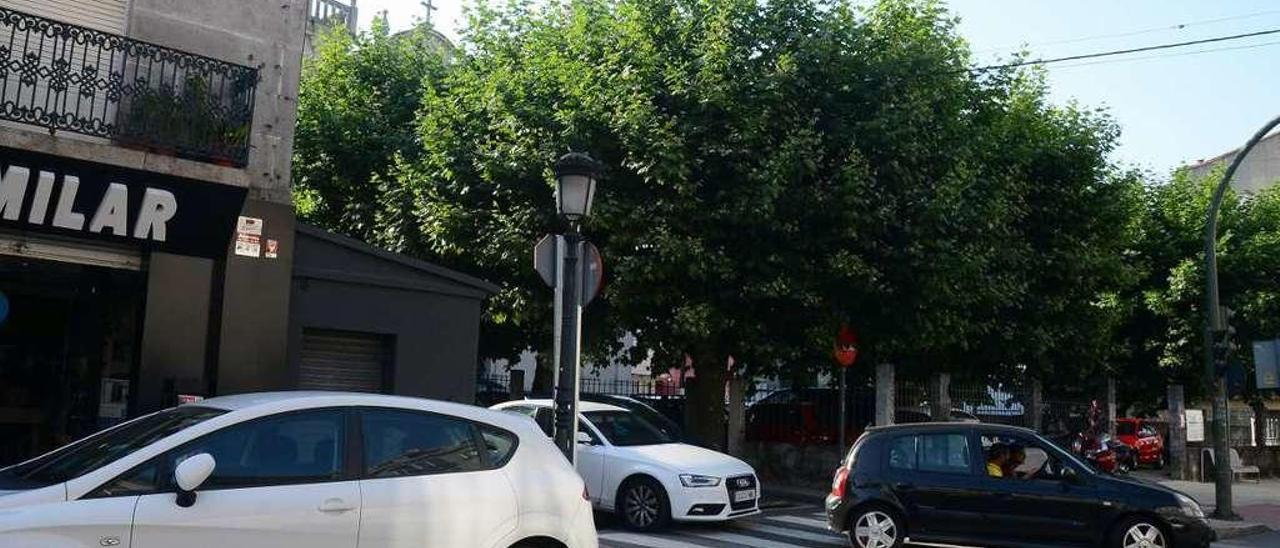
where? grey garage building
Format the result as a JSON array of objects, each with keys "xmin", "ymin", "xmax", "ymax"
[{"xmin": 287, "ymin": 225, "xmax": 498, "ymax": 404}]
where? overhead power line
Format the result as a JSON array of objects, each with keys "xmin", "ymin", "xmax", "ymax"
[
  {"xmin": 969, "ymin": 27, "xmax": 1280, "ymax": 73},
  {"xmin": 974, "ymin": 9, "xmax": 1280, "ymax": 53},
  {"xmin": 1053, "ymin": 38, "xmax": 1280, "ymax": 70}
]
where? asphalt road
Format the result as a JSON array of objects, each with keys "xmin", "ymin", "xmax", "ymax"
[{"xmin": 595, "ymin": 504, "xmax": 1277, "ymax": 548}]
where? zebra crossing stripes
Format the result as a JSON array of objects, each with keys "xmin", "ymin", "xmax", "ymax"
[{"xmin": 598, "ymin": 511, "xmax": 847, "ymax": 548}]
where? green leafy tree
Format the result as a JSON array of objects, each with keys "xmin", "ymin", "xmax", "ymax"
[{"xmin": 296, "ymin": 0, "xmax": 1141, "ymax": 445}]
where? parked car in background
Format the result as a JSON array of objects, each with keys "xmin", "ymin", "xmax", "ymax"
[
  {"xmin": 745, "ymin": 388, "xmax": 875, "ymax": 446},
  {"xmin": 825, "ymin": 423, "xmax": 1214, "ymax": 548},
  {"xmin": 1116, "ymin": 417, "xmax": 1167, "ymax": 469},
  {"xmin": 493, "ymin": 399, "xmax": 760, "ymax": 531},
  {"xmin": 0, "ymin": 392, "xmax": 598, "ymax": 548}
]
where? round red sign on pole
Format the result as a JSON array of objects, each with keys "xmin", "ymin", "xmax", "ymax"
[{"xmin": 834, "ymin": 324, "xmax": 859, "ymax": 368}]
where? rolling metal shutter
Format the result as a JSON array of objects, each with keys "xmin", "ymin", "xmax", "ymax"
[
  {"xmin": 298, "ymin": 328, "xmax": 391, "ymax": 393},
  {"xmin": 1, "ymin": 0, "xmax": 129, "ymax": 34}
]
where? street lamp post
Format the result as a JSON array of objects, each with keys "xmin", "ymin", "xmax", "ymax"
[
  {"xmin": 1203, "ymin": 114, "xmax": 1280, "ymax": 520},
  {"xmin": 550, "ymin": 152, "xmax": 601, "ymax": 463}
]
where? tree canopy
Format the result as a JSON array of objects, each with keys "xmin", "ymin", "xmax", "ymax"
[{"xmin": 293, "ymin": 0, "xmax": 1276, "ymax": 426}]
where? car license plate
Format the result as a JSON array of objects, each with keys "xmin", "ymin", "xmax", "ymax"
[{"xmin": 733, "ymin": 489, "xmax": 756, "ymax": 503}]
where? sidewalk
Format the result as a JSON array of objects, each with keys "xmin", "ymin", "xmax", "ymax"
[{"xmin": 1139, "ymin": 470, "xmax": 1279, "ymax": 538}]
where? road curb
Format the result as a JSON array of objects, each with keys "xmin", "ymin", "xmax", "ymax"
[{"xmin": 1210, "ymin": 520, "xmax": 1272, "ymax": 541}]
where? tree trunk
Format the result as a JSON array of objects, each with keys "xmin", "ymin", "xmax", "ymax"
[
  {"xmin": 686, "ymin": 350, "xmax": 728, "ymax": 451},
  {"xmin": 531, "ymin": 352, "xmax": 554, "ymax": 394}
]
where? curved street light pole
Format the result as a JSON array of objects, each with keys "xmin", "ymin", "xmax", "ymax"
[{"xmin": 1203, "ymin": 114, "xmax": 1280, "ymax": 520}]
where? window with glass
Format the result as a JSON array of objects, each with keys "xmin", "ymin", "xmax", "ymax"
[
  {"xmin": 887, "ymin": 433, "xmax": 972, "ymax": 475},
  {"xmin": 479, "ymin": 426, "xmax": 518, "ymax": 467},
  {"xmin": 919, "ymin": 434, "xmax": 972, "ymax": 474},
  {"xmin": 582, "ymin": 410, "xmax": 673, "ymax": 447},
  {"xmin": 177, "ymin": 409, "xmax": 345, "ymax": 489},
  {"xmin": 88, "ymin": 409, "xmax": 344, "ymax": 497},
  {"xmin": 887, "ymin": 436, "xmax": 918, "ymax": 471},
  {"xmin": 3, "ymin": 406, "xmax": 226, "ymax": 490},
  {"xmin": 361, "ymin": 409, "xmax": 483, "ymax": 478},
  {"xmin": 980, "ymin": 433, "xmax": 1077, "ymax": 481}
]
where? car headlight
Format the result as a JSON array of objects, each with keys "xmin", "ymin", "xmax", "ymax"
[
  {"xmin": 679, "ymin": 474, "xmax": 722, "ymax": 488},
  {"xmin": 1176, "ymin": 493, "xmax": 1205, "ymax": 518}
]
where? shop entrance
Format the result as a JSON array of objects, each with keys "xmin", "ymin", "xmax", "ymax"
[{"xmin": 0, "ymin": 256, "xmax": 145, "ymax": 465}]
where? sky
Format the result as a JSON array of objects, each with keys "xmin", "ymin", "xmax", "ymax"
[{"xmin": 356, "ymin": 0, "xmax": 1280, "ymax": 175}]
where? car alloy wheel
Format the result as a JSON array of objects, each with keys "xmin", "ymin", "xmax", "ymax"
[
  {"xmin": 851, "ymin": 510, "xmax": 900, "ymax": 548},
  {"xmin": 1122, "ymin": 522, "xmax": 1166, "ymax": 548},
  {"xmin": 620, "ymin": 479, "xmax": 668, "ymax": 530}
]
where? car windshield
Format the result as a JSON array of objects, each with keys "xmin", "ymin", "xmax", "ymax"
[
  {"xmin": 0, "ymin": 406, "xmax": 225, "ymax": 488},
  {"xmin": 584, "ymin": 409, "xmax": 673, "ymax": 447},
  {"xmin": 1116, "ymin": 422, "xmax": 1136, "ymax": 435}
]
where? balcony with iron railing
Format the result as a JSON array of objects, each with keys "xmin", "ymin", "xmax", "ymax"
[{"xmin": 0, "ymin": 7, "xmax": 259, "ymax": 167}]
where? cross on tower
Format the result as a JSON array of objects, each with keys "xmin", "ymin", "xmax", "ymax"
[{"xmin": 421, "ymin": 0, "xmax": 437, "ymax": 25}]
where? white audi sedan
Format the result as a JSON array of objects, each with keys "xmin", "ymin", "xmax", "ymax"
[
  {"xmin": 0, "ymin": 392, "xmax": 597, "ymax": 548},
  {"xmin": 492, "ymin": 399, "xmax": 761, "ymax": 530}
]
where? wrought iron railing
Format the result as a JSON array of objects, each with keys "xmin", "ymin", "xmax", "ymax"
[
  {"xmin": 310, "ymin": 0, "xmax": 358, "ymax": 33},
  {"xmin": 0, "ymin": 7, "xmax": 258, "ymax": 167}
]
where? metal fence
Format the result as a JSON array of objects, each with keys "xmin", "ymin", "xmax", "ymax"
[{"xmin": 0, "ymin": 7, "xmax": 258, "ymax": 166}]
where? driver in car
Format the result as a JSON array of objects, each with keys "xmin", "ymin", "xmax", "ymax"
[{"xmin": 1002, "ymin": 444, "xmax": 1026, "ymax": 478}]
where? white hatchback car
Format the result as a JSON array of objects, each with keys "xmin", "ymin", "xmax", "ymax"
[
  {"xmin": 0, "ymin": 392, "xmax": 597, "ymax": 548},
  {"xmin": 492, "ymin": 399, "xmax": 760, "ymax": 530}
]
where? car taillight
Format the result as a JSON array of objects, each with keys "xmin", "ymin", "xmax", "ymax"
[{"xmin": 830, "ymin": 466, "xmax": 850, "ymax": 498}]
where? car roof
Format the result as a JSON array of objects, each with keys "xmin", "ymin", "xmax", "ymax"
[
  {"xmin": 194, "ymin": 391, "xmax": 494, "ymax": 417},
  {"xmin": 866, "ymin": 421, "xmax": 1039, "ymax": 436},
  {"xmin": 495, "ymin": 398, "xmax": 627, "ymax": 413}
]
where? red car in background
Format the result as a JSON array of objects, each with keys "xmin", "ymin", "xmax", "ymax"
[{"xmin": 1116, "ymin": 417, "xmax": 1167, "ymax": 469}]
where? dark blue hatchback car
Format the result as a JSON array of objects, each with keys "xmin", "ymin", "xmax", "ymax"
[{"xmin": 825, "ymin": 423, "xmax": 1214, "ymax": 548}]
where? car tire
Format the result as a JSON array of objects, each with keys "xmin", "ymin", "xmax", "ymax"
[
  {"xmin": 847, "ymin": 505, "xmax": 904, "ymax": 548},
  {"xmin": 617, "ymin": 477, "xmax": 670, "ymax": 531},
  {"xmin": 1155, "ymin": 453, "xmax": 1166, "ymax": 470},
  {"xmin": 1110, "ymin": 516, "xmax": 1169, "ymax": 548}
]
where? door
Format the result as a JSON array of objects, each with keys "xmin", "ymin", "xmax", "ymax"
[
  {"xmin": 297, "ymin": 328, "xmax": 392, "ymax": 393},
  {"xmin": 575, "ymin": 418, "xmax": 607, "ymax": 505},
  {"xmin": 356, "ymin": 408, "xmax": 518, "ymax": 548},
  {"xmin": 131, "ymin": 409, "xmax": 358, "ymax": 548},
  {"xmin": 883, "ymin": 432, "xmax": 988, "ymax": 541},
  {"xmin": 977, "ymin": 433, "xmax": 1102, "ymax": 546}
]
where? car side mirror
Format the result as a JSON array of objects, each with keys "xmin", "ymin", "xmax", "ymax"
[
  {"xmin": 174, "ymin": 453, "xmax": 216, "ymax": 508},
  {"xmin": 576, "ymin": 431, "xmax": 595, "ymax": 446}
]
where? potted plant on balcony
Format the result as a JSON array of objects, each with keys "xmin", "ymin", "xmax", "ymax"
[{"xmin": 116, "ymin": 74, "xmax": 250, "ymax": 167}]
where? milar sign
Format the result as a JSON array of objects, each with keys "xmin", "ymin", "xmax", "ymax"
[{"xmin": 0, "ymin": 147, "xmax": 247, "ymax": 258}]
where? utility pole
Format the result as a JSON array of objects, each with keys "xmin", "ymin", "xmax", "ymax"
[{"xmin": 1203, "ymin": 114, "xmax": 1280, "ymax": 520}]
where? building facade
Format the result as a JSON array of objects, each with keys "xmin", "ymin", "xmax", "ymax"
[
  {"xmin": 1187, "ymin": 131, "xmax": 1280, "ymax": 194},
  {"xmin": 0, "ymin": 0, "xmax": 492, "ymax": 465}
]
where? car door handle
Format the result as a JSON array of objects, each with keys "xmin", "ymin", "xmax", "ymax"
[
  {"xmin": 893, "ymin": 482, "xmax": 914, "ymax": 491},
  {"xmin": 318, "ymin": 498, "xmax": 357, "ymax": 513}
]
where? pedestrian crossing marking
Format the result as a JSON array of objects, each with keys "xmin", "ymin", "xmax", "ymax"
[{"xmin": 599, "ymin": 511, "xmax": 846, "ymax": 548}]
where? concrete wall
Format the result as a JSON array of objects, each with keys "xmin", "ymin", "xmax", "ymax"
[
  {"xmin": 215, "ymin": 200, "xmax": 297, "ymax": 395},
  {"xmin": 1187, "ymin": 132, "xmax": 1280, "ymax": 195},
  {"xmin": 126, "ymin": 0, "xmax": 308, "ymax": 204},
  {"xmin": 137, "ymin": 253, "xmax": 212, "ymax": 411}
]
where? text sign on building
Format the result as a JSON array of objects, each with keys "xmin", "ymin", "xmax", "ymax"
[
  {"xmin": 1254, "ymin": 339, "xmax": 1280, "ymax": 390},
  {"xmin": 0, "ymin": 146, "xmax": 247, "ymax": 258}
]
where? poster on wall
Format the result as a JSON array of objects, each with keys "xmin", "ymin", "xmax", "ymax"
[
  {"xmin": 234, "ymin": 216, "xmax": 263, "ymax": 257},
  {"xmin": 1185, "ymin": 409, "xmax": 1205, "ymax": 442}
]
